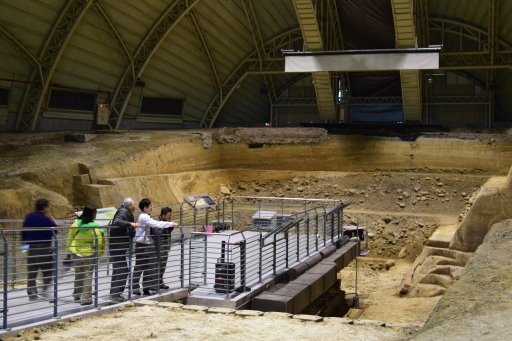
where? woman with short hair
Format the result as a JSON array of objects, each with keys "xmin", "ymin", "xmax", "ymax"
[{"xmin": 66, "ymin": 205, "xmax": 105, "ymax": 305}]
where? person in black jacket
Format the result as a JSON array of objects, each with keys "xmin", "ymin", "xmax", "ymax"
[
  {"xmin": 153, "ymin": 206, "xmax": 175, "ymax": 289},
  {"xmin": 109, "ymin": 198, "xmax": 140, "ymax": 302},
  {"xmin": 22, "ymin": 199, "xmax": 57, "ymax": 301}
]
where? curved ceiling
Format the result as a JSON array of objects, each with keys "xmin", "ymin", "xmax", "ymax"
[{"xmin": 0, "ymin": 0, "xmax": 511, "ymax": 129}]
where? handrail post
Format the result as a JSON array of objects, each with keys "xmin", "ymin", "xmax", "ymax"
[
  {"xmin": 338, "ymin": 206, "xmax": 342, "ymax": 239},
  {"xmin": 93, "ymin": 232, "xmax": 99, "ymax": 308},
  {"xmin": 156, "ymin": 235, "xmax": 161, "ymax": 294},
  {"xmin": 127, "ymin": 236, "xmax": 133, "ymax": 301},
  {"xmin": 52, "ymin": 232, "xmax": 58, "ymax": 317},
  {"xmin": 2, "ymin": 231, "xmax": 8, "ymax": 330},
  {"xmin": 323, "ymin": 211, "xmax": 327, "ymax": 247},
  {"xmin": 315, "ymin": 210, "xmax": 319, "ymax": 251},
  {"xmin": 240, "ymin": 240, "xmax": 246, "ymax": 292},
  {"xmin": 285, "ymin": 230, "xmax": 289, "ymax": 269},
  {"xmin": 258, "ymin": 234, "xmax": 262, "ymax": 283},
  {"xmin": 180, "ymin": 229, "xmax": 185, "ymax": 288},
  {"xmin": 296, "ymin": 222, "xmax": 300, "ymax": 262},
  {"xmin": 11, "ymin": 233, "xmax": 16, "ymax": 290},
  {"xmin": 188, "ymin": 237, "xmax": 191, "ymax": 288},
  {"xmin": 272, "ymin": 234, "xmax": 277, "ymax": 275},
  {"xmin": 306, "ymin": 217, "xmax": 310, "ymax": 257},
  {"xmin": 203, "ymin": 236, "xmax": 208, "ymax": 286},
  {"xmin": 331, "ymin": 213, "xmax": 335, "ymax": 243}
]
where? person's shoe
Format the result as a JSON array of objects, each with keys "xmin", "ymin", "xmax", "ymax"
[
  {"xmin": 110, "ymin": 295, "xmax": 125, "ymax": 303},
  {"xmin": 143, "ymin": 289, "xmax": 156, "ymax": 296},
  {"xmin": 80, "ymin": 301, "xmax": 92, "ymax": 306},
  {"xmin": 159, "ymin": 284, "xmax": 169, "ymax": 290},
  {"xmin": 28, "ymin": 294, "xmax": 39, "ymax": 301},
  {"xmin": 73, "ymin": 296, "xmax": 81, "ymax": 302},
  {"xmin": 132, "ymin": 290, "xmax": 141, "ymax": 296}
]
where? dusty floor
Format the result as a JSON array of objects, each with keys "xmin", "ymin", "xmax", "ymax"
[
  {"xmin": 6, "ymin": 305, "xmax": 417, "ymax": 341},
  {"xmin": 339, "ymin": 257, "xmax": 441, "ymax": 324}
]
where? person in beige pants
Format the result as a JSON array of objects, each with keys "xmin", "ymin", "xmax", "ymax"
[{"xmin": 66, "ymin": 205, "xmax": 105, "ymax": 305}]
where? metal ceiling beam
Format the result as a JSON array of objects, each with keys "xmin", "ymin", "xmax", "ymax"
[
  {"xmin": 486, "ymin": 0, "xmax": 498, "ymax": 128},
  {"xmin": 429, "ymin": 18, "xmax": 510, "ymax": 52},
  {"xmin": 108, "ymin": 0, "xmax": 201, "ymax": 130},
  {"xmin": 431, "ymin": 17, "xmax": 511, "ymax": 69},
  {"xmin": 325, "ymin": 0, "xmax": 350, "ymax": 100},
  {"xmin": 199, "ymin": 28, "xmax": 303, "ymax": 128},
  {"xmin": 242, "ymin": 0, "xmax": 276, "ymax": 107},
  {"xmin": 415, "ymin": 0, "xmax": 429, "ymax": 47},
  {"xmin": 199, "ymin": 18, "xmax": 509, "ymax": 129},
  {"xmin": 0, "ymin": 24, "xmax": 43, "ymax": 83},
  {"xmin": 15, "ymin": 0, "xmax": 94, "ymax": 131},
  {"xmin": 391, "ymin": 0, "xmax": 422, "ymax": 123},
  {"xmin": 188, "ymin": 10, "xmax": 222, "ymax": 97},
  {"xmin": 440, "ymin": 51, "xmax": 512, "ymax": 69},
  {"xmin": 292, "ymin": 0, "xmax": 336, "ymax": 121},
  {"xmin": 93, "ymin": 0, "xmax": 134, "ymax": 70}
]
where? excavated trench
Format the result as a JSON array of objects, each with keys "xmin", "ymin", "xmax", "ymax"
[{"xmin": 1, "ymin": 128, "xmax": 512, "ymax": 338}]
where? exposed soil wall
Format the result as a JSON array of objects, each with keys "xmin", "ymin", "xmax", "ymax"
[
  {"xmin": 450, "ymin": 176, "xmax": 512, "ymax": 252},
  {"xmin": 412, "ymin": 219, "xmax": 512, "ymax": 341},
  {"xmin": 0, "ymin": 130, "xmax": 512, "ymax": 217}
]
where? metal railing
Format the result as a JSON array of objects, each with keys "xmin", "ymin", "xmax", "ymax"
[
  {"xmin": 188, "ymin": 197, "xmax": 346, "ymax": 298},
  {"xmin": 0, "ymin": 196, "xmax": 346, "ymax": 329},
  {"xmin": 0, "ymin": 223, "xmax": 189, "ymax": 330}
]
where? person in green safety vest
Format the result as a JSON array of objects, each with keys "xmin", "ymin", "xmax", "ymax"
[{"xmin": 66, "ymin": 205, "xmax": 105, "ymax": 305}]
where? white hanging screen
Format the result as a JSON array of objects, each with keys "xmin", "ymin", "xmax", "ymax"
[{"xmin": 285, "ymin": 52, "xmax": 439, "ymax": 72}]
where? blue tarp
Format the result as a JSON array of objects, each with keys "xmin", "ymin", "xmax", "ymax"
[{"xmin": 348, "ymin": 104, "xmax": 404, "ymax": 123}]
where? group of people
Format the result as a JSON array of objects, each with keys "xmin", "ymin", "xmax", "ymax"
[{"xmin": 21, "ymin": 197, "xmax": 177, "ymax": 305}]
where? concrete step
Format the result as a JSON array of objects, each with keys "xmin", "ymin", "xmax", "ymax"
[{"xmin": 426, "ymin": 224, "xmax": 459, "ymax": 248}]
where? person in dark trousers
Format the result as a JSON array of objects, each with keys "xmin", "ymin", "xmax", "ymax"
[
  {"xmin": 153, "ymin": 207, "xmax": 175, "ymax": 289},
  {"xmin": 133, "ymin": 199, "xmax": 175, "ymax": 296},
  {"xmin": 108, "ymin": 198, "xmax": 140, "ymax": 302},
  {"xmin": 21, "ymin": 199, "xmax": 57, "ymax": 301}
]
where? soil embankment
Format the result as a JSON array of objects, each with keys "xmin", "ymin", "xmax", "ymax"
[{"xmin": 412, "ymin": 219, "xmax": 512, "ymax": 340}]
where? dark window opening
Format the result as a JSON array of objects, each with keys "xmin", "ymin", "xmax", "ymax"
[
  {"xmin": 140, "ymin": 97, "xmax": 184, "ymax": 116},
  {"xmin": 48, "ymin": 89, "xmax": 97, "ymax": 111},
  {"xmin": 248, "ymin": 143, "xmax": 263, "ymax": 149},
  {"xmin": 0, "ymin": 88, "xmax": 9, "ymax": 106}
]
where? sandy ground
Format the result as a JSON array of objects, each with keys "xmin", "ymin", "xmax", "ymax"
[
  {"xmin": 339, "ymin": 257, "xmax": 441, "ymax": 324},
  {"xmin": 7, "ymin": 305, "xmax": 416, "ymax": 341}
]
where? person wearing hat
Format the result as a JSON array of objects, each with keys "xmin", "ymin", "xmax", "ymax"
[{"xmin": 108, "ymin": 197, "xmax": 140, "ymax": 302}]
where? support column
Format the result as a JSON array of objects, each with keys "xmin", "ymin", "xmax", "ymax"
[
  {"xmin": 392, "ymin": 0, "xmax": 422, "ymax": 123},
  {"xmin": 292, "ymin": 0, "xmax": 336, "ymax": 121}
]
